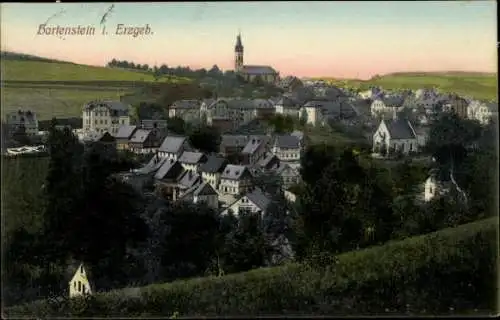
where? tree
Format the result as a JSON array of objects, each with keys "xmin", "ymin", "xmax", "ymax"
[
  {"xmin": 188, "ymin": 125, "xmax": 221, "ymax": 154},
  {"xmin": 299, "ymin": 108, "xmax": 308, "ymax": 126},
  {"xmin": 167, "ymin": 116, "xmax": 186, "ymax": 135}
]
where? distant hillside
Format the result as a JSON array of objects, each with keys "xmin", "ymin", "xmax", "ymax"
[
  {"xmin": 1, "ymin": 51, "xmax": 75, "ymax": 64},
  {"xmin": 2, "ymin": 60, "xmax": 192, "ymax": 83},
  {"xmin": 316, "ymin": 71, "xmax": 497, "ymax": 101}
]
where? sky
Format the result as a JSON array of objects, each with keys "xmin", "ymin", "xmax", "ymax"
[{"xmin": 1, "ymin": 1, "xmax": 497, "ymax": 79}]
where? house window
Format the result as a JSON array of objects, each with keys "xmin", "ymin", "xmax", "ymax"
[
  {"xmin": 80, "ymin": 265, "xmax": 84, "ymax": 274},
  {"xmin": 74, "ymin": 281, "xmax": 76, "ymax": 289},
  {"xmin": 78, "ymin": 281, "xmax": 81, "ymax": 292},
  {"xmin": 409, "ymin": 143, "xmax": 413, "ymax": 151},
  {"xmin": 82, "ymin": 284, "xmax": 86, "ymax": 294}
]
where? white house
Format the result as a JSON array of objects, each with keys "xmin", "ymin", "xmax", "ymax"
[
  {"xmin": 275, "ymin": 163, "xmax": 301, "ymax": 190},
  {"xmin": 302, "ymin": 101, "xmax": 324, "ymax": 126},
  {"xmin": 69, "ymin": 263, "xmax": 93, "ymax": 298},
  {"xmin": 218, "ymin": 164, "xmax": 253, "ymax": 196},
  {"xmin": 467, "ymin": 100, "xmax": 498, "ymax": 125},
  {"xmin": 370, "ymin": 97, "xmax": 405, "ymax": 116},
  {"xmin": 180, "ymin": 181, "xmax": 219, "ymax": 210},
  {"xmin": 168, "ymin": 100, "xmax": 201, "ymax": 123},
  {"xmin": 178, "ymin": 151, "xmax": 208, "ymax": 173},
  {"xmin": 241, "ymin": 135, "xmax": 271, "ymax": 165},
  {"xmin": 423, "ymin": 169, "xmax": 452, "ymax": 202},
  {"xmin": 6, "ymin": 110, "xmax": 39, "ymax": 136},
  {"xmin": 157, "ymin": 136, "xmax": 191, "ymax": 160},
  {"xmin": 199, "ymin": 155, "xmax": 229, "ymax": 190},
  {"xmin": 372, "ymin": 118, "xmax": 419, "ymax": 155},
  {"xmin": 82, "ymin": 100, "xmax": 131, "ymax": 136},
  {"xmin": 272, "ymin": 134, "xmax": 302, "ymax": 163},
  {"xmin": 221, "ymin": 187, "xmax": 272, "ymax": 217}
]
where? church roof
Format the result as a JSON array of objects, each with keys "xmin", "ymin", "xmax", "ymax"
[
  {"xmin": 235, "ymin": 34, "xmax": 243, "ymax": 52},
  {"xmin": 242, "ymin": 65, "xmax": 277, "ymax": 75}
]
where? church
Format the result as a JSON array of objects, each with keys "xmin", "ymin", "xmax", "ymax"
[{"xmin": 234, "ymin": 33, "xmax": 279, "ymax": 84}]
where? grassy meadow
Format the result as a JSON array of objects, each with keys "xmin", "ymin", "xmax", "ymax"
[
  {"xmin": 1, "ymin": 58, "xmax": 192, "ymax": 120},
  {"xmin": 317, "ymin": 72, "xmax": 498, "ymax": 101}
]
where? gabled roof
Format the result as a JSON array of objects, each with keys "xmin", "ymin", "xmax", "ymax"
[
  {"xmin": 129, "ymin": 129, "xmax": 152, "ymax": 143},
  {"xmin": 274, "ymin": 134, "xmax": 301, "ymax": 149},
  {"xmin": 258, "ymin": 153, "xmax": 280, "ymax": 168},
  {"xmin": 290, "ymin": 130, "xmax": 304, "ymax": 141},
  {"xmin": 136, "ymin": 155, "xmax": 167, "ymax": 174},
  {"xmin": 154, "ymin": 158, "xmax": 184, "ymax": 180},
  {"xmin": 115, "ymin": 125, "xmax": 137, "ymax": 139},
  {"xmin": 220, "ymin": 135, "xmax": 249, "ymax": 148},
  {"xmin": 220, "ymin": 164, "xmax": 251, "ymax": 180},
  {"xmin": 242, "ymin": 65, "xmax": 277, "ymax": 75},
  {"xmin": 241, "ymin": 135, "xmax": 270, "ymax": 155},
  {"xmin": 170, "ymin": 100, "xmax": 200, "ymax": 109},
  {"xmin": 276, "ymin": 162, "xmax": 299, "ymax": 176},
  {"xmin": 193, "ymin": 181, "xmax": 217, "ymax": 196},
  {"xmin": 177, "ymin": 170, "xmax": 201, "ymax": 188},
  {"xmin": 276, "ymin": 96, "xmax": 299, "ymax": 108},
  {"xmin": 383, "ymin": 119, "xmax": 416, "ymax": 140},
  {"xmin": 159, "ymin": 136, "xmax": 188, "ymax": 154},
  {"xmin": 199, "ymin": 155, "xmax": 228, "ymax": 173},
  {"xmin": 178, "ymin": 151, "xmax": 206, "ymax": 165},
  {"xmin": 245, "ymin": 187, "xmax": 272, "ymax": 211},
  {"xmin": 379, "ymin": 97, "xmax": 405, "ymax": 108}
]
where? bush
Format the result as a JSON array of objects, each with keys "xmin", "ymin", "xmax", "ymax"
[{"xmin": 5, "ymin": 217, "xmax": 497, "ymax": 317}]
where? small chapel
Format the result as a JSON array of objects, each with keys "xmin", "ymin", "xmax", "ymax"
[{"xmin": 234, "ymin": 32, "xmax": 279, "ymax": 84}]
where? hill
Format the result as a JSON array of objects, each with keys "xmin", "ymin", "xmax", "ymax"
[
  {"xmin": 1, "ymin": 51, "xmax": 75, "ymax": 64},
  {"xmin": 317, "ymin": 72, "xmax": 497, "ymax": 101},
  {"xmin": 2, "ymin": 60, "xmax": 191, "ymax": 83},
  {"xmin": 5, "ymin": 217, "xmax": 497, "ymax": 317}
]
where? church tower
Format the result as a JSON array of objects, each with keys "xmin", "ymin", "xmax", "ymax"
[{"xmin": 234, "ymin": 32, "xmax": 244, "ymax": 72}]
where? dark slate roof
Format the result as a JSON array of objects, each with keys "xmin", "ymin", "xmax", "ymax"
[
  {"xmin": 242, "ymin": 65, "xmax": 277, "ymax": 75},
  {"xmin": 170, "ymin": 100, "xmax": 200, "ymax": 109},
  {"xmin": 115, "ymin": 125, "xmax": 137, "ymax": 139},
  {"xmin": 129, "ymin": 129, "xmax": 152, "ymax": 143},
  {"xmin": 178, "ymin": 151, "xmax": 206, "ymax": 165},
  {"xmin": 193, "ymin": 181, "xmax": 217, "ymax": 196},
  {"xmin": 290, "ymin": 130, "xmax": 304, "ymax": 142},
  {"xmin": 199, "ymin": 155, "xmax": 228, "ymax": 173},
  {"xmin": 303, "ymin": 100, "xmax": 326, "ymax": 108},
  {"xmin": 141, "ymin": 120, "xmax": 168, "ymax": 130},
  {"xmin": 381, "ymin": 97, "xmax": 405, "ymax": 108},
  {"xmin": 384, "ymin": 119, "xmax": 416, "ymax": 140},
  {"xmin": 201, "ymin": 98, "xmax": 216, "ymax": 107},
  {"xmin": 159, "ymin": 136, "xmax": 188, "ymax": 154},
  {"xmin": 274, "ymin": 134, "xmax": 300, "ymax": 149},
  {"xmin": 154, "ymin": 159, "xmax": 183, "ymax": 180},
  {"xmin": 235, "ymin": 34, "xmax": 243, "ymax": 51},
  {"xmin": 136, "ymin": 155, "xmax": 167, "ymax": 174},
  {"xmin": 242, "ymin": 135, "xmax": 270, "ymax": 155},
  {"xmin": 258, "ymin": 153, "xmax": 280, "ymax": 169},
  {"xmin": 245, "ymin": 187, "xmax": 271, "ymax": 211},
  {"xmin": 276, "ymin": 96, "xmax": 299, "ymax": 108},
  {"xmin": 220, "ymin": 135, "xmax": 249, "ymax": 148},
  {"xmin": 221, "ymin": 164, "xmax": 251, "ymax": 180},
  {"xmin": 177, "ymin": 170, "xmax": 201, "ymax": 189},
  {"xmin": 276, "ymin": 163, "xmax": 299, "ymax": 176}
]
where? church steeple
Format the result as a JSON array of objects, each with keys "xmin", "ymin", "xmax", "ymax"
[{"xmin": 234, "ymin": 31, "xmax": 244, "ymax": 72}]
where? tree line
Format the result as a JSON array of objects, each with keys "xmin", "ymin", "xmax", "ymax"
[{"xmin": 107, "ymin": 59, "xmax": 224, "ymax": 79}]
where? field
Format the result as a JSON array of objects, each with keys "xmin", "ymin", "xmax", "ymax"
[
  {"xmin": 317, "ymin": 72, "xmax": 498, "ymax": 101},
  {"xmin": 6, "ymin": 216, "xmax": 497, "ymax": 317},
  {"xmin": 1, "ymin": 58, "xmax": 192, "ymax": 120}
]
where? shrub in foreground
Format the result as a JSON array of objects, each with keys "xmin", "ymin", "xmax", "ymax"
[{"xmin": 5, "ymin": 217, "xmax": 497, "ymax": 317}]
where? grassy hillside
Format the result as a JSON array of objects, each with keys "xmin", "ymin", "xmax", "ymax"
[
  {"xmin": 2, "ymin": 60, "xmax": 191, "ymax": 83},
  {"xmin": 6, "ymin": 217, "xmax": 497, "ymax": 317},
  {"xmin": 317, "ymin": 72, "xmax": 497, "ymax": 101}
]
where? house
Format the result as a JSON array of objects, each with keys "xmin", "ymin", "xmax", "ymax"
[
  {"xmin": 221, "ymin": 187, "xmax": 272, "ymax": 217},
  {"xmin": 174, "ymin": 170, "xmax": 202, "ymax": 201},
  {"xmin": 158, "ymin": 135, "xmax": 191, "ymax": 160},
  {"xmin": 178, "ymin": 151, "xmax": 208, "ymax": 173},
  {"xmin": 200, "ymin": 98, "xmax": 216, "ymax": 123},
  {"xmin": 257, "ymin": 153, "xmax": 281, "ymax": 171},
  {"xmin": 154, "ymin": 159, "xmax": 185, "ymax": 200},
  {"xmin": 278, "ymin": 76, "xmax": 303, "ymax": 92},
  {"xmin": 128, "ymin": 129, "xmax": 158, "ymax": 154},
  {"xmin": 274, "ymin": 96, "xmax": 301, "ymax": 118},
  {"xmin": 467, "ymin": 100, "xmax": 498, "ymax": 125},
  {"xmin": 241, "ymin": 135, "xmax": 271, "ymax": 165},
  {"xmin": 370, "ymin": 97, "xmax": 405, "ymax": 116},
  {"xmin": 423, "ymin": 169, "xmax": 452, "ymax": 202},
  {"xmin": 68, "ymin": 263, "xmax": 93, "ymax": 298},
  {"xmin": 272, "ymin": 134, "xmax": 301, "ymax": 163},
  {"xmin": 218, "ymin": 164, "xmax": 253, "ymax": 196},
  {"xmin": 439, "ymin": 95, "xmax": 468, "ymax": 119},
  {"xmin": 219, "ymin": 134, "xmax": 249, "ymax": 159},
  {"xmin": 6, "ymin": 110, "xmax": 39, "ymax": 136},
  {"xmin": 372, "ymin": 117, "xmax": 418, "ymax": 156},
  {"xmin": 140, "ymin": 119, "xmax": 168, "ymax": 137},
  {"xmin": 82, "ymin": 100, "xmax": 131, "ymax": 136},
  {"xmin": 168, "ymin": 100, "xmax": 201, "ymax": 123},
  {"xmin": 179, "ymin": 181, "xmax": 219, "ymax": 210},
  {"xmin": 199, "ymin": 155, "xmax": 229, "ymax": 190},
  {"xmin": 275, "ymin": 163, "xmax": 301, "ymax": 190},
  {"xmin": 115, "ymin": 125, "xmax": 137, "ymax": 150}
]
